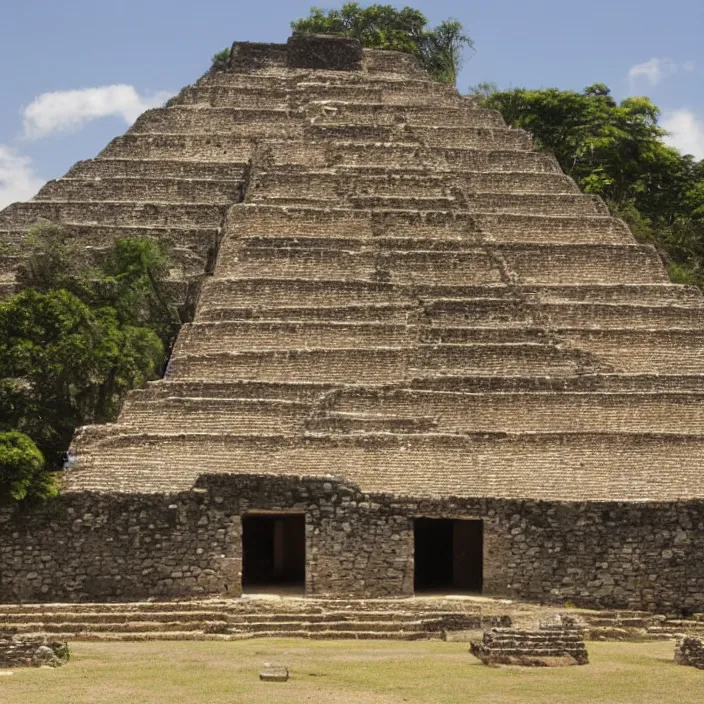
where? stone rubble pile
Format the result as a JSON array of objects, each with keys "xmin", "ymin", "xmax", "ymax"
[
  {"xmin": 0, "ymin": 630, "xmax": 69, "ymax": 668},
  {"xmin": 674, "ymin": 636, "xmax": 704, "ymax": 670},
  {"xmin": 470, "ymin": 616, "xmax": 588, "ymax": 667}
]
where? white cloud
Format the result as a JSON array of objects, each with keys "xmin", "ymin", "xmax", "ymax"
[
  {"xmin": 22, "ymin": 85, "xmax": 173, "ymax": 140},
  {"xmin": 661, "ymin": 109, "xmax": 704, "ymax": 160},
  {"xmin": 0, "ymin": 145, "xmax": 45, "ymax": 209},
  {"xmin": 628, "ymin": 58, "xmax": 696, "ymax": 91}
]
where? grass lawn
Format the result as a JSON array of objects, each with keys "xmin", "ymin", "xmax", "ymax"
[{"xmin": 1, "ymin": 639, "xmax": 702, "ymax": 704}]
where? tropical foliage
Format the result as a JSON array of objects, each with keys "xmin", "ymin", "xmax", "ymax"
[
  {"xmin": 0, "ymin": 226, "xmax": 177, "ymax": 492},
  {"xmin": 473, "ymin": 84, "xmax": 704, "ymax": 286},
  {"xmin": 291, "ymin": 3, "xmax": 473, "ymax": 84},
  {"xmin": 0, "ymin": 431, "xmax": 56, "ymax": 504}
]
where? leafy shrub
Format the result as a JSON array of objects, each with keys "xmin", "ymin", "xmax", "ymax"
[
  {"xmin": 0, "ymin": 431, "xmax": 56, "ymax": 504},
  {"xmin": 292, "ymin": 3, "xmax": 473, "ymax": 84},
  {"xmin": 211, "ymin": 48, "xmax": 230, "ymax": 71}
]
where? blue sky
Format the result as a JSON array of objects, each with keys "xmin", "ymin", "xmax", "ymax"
[{"xmin": 1, "ymin": 0, "xmax": 703, "ymax": 207}]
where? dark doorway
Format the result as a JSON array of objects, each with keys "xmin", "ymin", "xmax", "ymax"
[
  {"xmin": 414, "ymin": 518, "xmax": 483, "ymax": 593},
  {"xmin": 242, "ymin": 513, "xmax": 305, "ymax": 590}
]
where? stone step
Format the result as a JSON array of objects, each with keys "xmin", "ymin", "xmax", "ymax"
[
  {"xmin": 3, "ymin": 618, "xmax": 450, "ymax": 634},
  {"xmin": 0, "ymin": 600, "xmax": 484, "ymax": 614},
  {"xmin": 66, "ymin": 158, "xmax": 248, "ymax": 181},
  {"xmin": 251, "ymin": 169, "xmax": 580, "ymax": 199},
  {"xmin": 225, "ymin": 204, "xmax": 633, "ymax": 246},
  {"xmin": 306, "ymin": 413, "xmax": 439, "ymax": 434},
  {"xmin": 198, "ymin": 72, "xmax": 457, "ymax": 93},
  {"xmin": 198, "ymin": 279, "xmax": 700, "ymax": 312},
  {"xmin": 64, "ymin": 431, "xmax": 704, "ymax": 498},
  {"xmin": 563, "ymin": 329, "xmax": 704, "ymax": 374},
  {"xmin": 303, "ymin": 102, "xmax": 505, "ymax": 128},
  {"xmin": 426, "ymin": 300, "xmax": 704, "ymax": 329},
  {"xmin": 410, "ymin": 373, "xmax": 704, "ymax": 394},
  {"xmin": 0, "ymin": 201, "xmax": 228, "ymax": 229},
  {"xmin": 100, "ymin": 134, "xmax": 257, "ymax": 161},
  {"xmin": 340, "ymin": 193, "xmax": 606, "ymax": 216},
  {"xmin": 328, "ymin": 389, "xmax": 704, "ymax": 434},
  {"xmin": 198, "ymin": 303, "xmax": 414, "ymax": 324},
  {"xmin": 173, "ymin": 321, "xmax": 414, "ymax": 354},
  {"xmin": 267, "ymin": 142, "xmax": 561, "ymax": 172},
  {"xmin": 176, "ymin": 85, "xmax": 290, "ymax": 109},
  {"xmin": 129, "ymin": 106, "xmax": 296, "ymax": 133},
  {"xmin": 305, "ymin": 123, "xmax": 532, "ymax": 150},
  {"xmin": 118, "ymin": 397, "xmax": 311, "ymax": 434},
  {"xmin": 124, "ymin": 380, "xmax": 336, "ymax": 406},
  {"xmin": 16, "ymin": 629, "xmax": 437, "ymax": 641},
  {"xmin": 167, "ymin": 344, "xmax": 600, "ymax": 384},
  {"xmin": 34, "ymin": 177, "xmax": 242, "ymax": 204},
  {"xmin": 215, "ymin": 243, "xmax": 665, "ymax": 286}
]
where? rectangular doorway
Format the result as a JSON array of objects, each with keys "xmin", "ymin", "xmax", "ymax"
[
  {"xmin": 242, "ymin": 513, "xmax": 305, "ymax": 591},
  {"xmin": 414, "ymin": 518, "xmax": 483, "ymax": 593}
]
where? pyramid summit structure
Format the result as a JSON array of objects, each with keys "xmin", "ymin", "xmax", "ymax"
[{"xmin": 1, "ymin": 34, "xmax": 703, "ymax": 612}]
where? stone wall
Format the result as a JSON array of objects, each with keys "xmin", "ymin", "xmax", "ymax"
[{"xmin": 0, "ymin": 475, "xmax": 703, "ymax": 612}]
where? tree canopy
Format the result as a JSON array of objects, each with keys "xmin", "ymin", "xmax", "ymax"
[
  {"xmin": 0, "ymin": 227, "xmax": 177, "ymax": 480},
  {"xmin": 291, "ymin": 3, "xmax": 473, "ymax": 84},
  {"xmin": 473, "ymin": 84, "xmax": 704, "ymax": 286}
]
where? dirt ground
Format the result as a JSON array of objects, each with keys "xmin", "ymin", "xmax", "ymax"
[{"xmin": 1, "ymin": 639, "xmax": 702, "ymax": 704}]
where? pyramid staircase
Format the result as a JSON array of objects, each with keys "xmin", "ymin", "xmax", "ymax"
[{"xmin": 2, "ymin": 43, "xmax": 704, "ymax": 501}]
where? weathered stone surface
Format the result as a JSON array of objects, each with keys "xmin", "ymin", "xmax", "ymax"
[
  {"xmin": 470, "ymin": 616, "xmax": 588, "ymax": 667},
  {"xmin": 0, "ymin": 632, "xmax": 69, "ymax": 668},
  {"xmin": 260, "ymin": 663, "xmax": 289, "ymax": 681},
  {"xmin": 287, "ymin": 34, "xmax": 363, "ymax": 71},
  {"xmin": 674, "ymin": 636, "xmax": 704, "ymax": 669},
  {"xmin": 1, "ymin": 32, "xmax": 704, "ymax": 616}
]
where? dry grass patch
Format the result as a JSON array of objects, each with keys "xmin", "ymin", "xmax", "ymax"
[{"xmin": 0, "ymin": 639, "xmax": 702, "ymax": 704}]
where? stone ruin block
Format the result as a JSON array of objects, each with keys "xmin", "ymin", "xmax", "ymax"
[
  {"xmin": 260, "ymin": 662, "xmax": 289, "ymax": 682},
  {"xmin": 0, "ymin": 630, "xmax": 69, "ymax": 668},
  {"xmin": 470, "ymin": 615, "xmax": 588, "ymax": 667},
  {"xmin": 674, "ymin": 636, "xmax": 704, "ymax": 670},
  {"xmin": 287, "ymin": 33, "xmax": 363, "ymax": 71}
]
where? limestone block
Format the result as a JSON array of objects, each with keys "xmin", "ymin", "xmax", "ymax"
[
  {"xmin": 260, "ymin": 663, "xmax": 289, "ymax": 681},
  {"xmin": 287, "ymin": 34, "xmax": 363, "ymax": 71}
]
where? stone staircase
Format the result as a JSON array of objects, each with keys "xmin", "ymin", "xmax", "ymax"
[
  {"xmin": 3, "ymin": 39, "xmax": 704, "ymax": 505},
  {"xmin": 3, "ymin": 598, "xmax": 704, "ymax": 642},
  {"xmin": 580, "ymin": 611, "xmax": 704, "ymax": 641},
  {"xmin": 0, "ymin": 598, "xmax": 512, "ymax": 642}
]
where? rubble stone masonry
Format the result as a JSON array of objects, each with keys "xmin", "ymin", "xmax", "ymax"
[
  {"xmin": 0, "ymin": 475, "xmax": 703, "ymax": 611},
  {"xmin": 2, "ymin": 34, "xmax": 704, "ymax": 612}
]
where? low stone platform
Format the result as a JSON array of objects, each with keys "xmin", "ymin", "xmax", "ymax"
[
  {"xmin": 674, "ymin": 636, "xmax": 704, "ymax": 670},
  {"xmin": 1, "ymin": 596, "xmax": 703, "ymax": 643},
  {"xmin": 0, "ymin": 630, "xmax": 69, "ymax": 668},
  {"xmin": 470, "ymin": 616, "xmax": 589, "ymax": 667}
]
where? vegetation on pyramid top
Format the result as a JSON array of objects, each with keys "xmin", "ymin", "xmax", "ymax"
[{"xmin": 289, "ymin": 3, "xmax": 472, "ymax": 84}]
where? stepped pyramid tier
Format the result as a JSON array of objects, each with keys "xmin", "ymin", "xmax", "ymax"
[{"xmin": 1, "ymin": 34, "xmax": 703, "ymax": 614}]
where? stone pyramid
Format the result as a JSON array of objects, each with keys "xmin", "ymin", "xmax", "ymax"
[{"xmin": 3, "ymin": 35, "xmax": 704, "ymax": 502}]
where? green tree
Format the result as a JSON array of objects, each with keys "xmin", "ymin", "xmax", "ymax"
[
  {"xmin": 0, "ymin": 289, "xmax": 164, "ymax": 468},
  {"xmin": 0, "ymin": 431, "xmax": 56, "ymax": 503},
  {"xmin": 291, "ymin": 3, "xmax": 473, "ymax": 84},
  {"xmin": 475, "ymin": 84, "xmax": 704, "ymax": 287},
  {"xmin": 18, "ymin": 225, "xmax": 181, "ymax": 349},
  {"xmin": 99, "ymin": 238, "xmax": 182, "ymax": 349}
]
